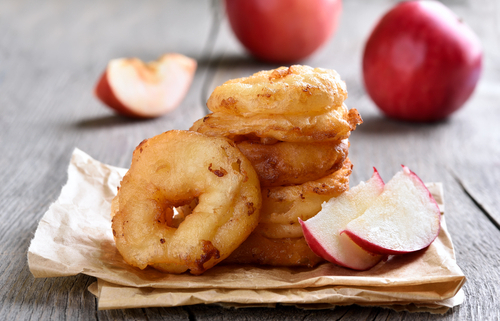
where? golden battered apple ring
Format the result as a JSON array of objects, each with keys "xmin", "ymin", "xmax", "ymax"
[
  {"xmin": 260, "ymin": 159, "xmax": 352, "ymax": 225},
  {"xmin": 224, "ymin": 233, "xmax": 325, "ymax": 267},
  {"xmin": 253, "ymin": 222, "xmax": 304, "ymax": 239},
  {"xmin": 111, "ymin": 130, "xmax": 261, "ymax": 275},
  {"xmin": 190, "ymin": 107, "xmax": 362, "ymax": 143},
  {"xmin": 207, "ymin": 65, "xmax": 348, "ymax": 116},
  {"xmin": 236, "ymin": 139, "xmax": 349, "ymax": 187}
]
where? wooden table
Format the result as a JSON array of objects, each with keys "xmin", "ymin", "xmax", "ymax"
[{"xmin": 1, "ymin": 0, "xmax": 499, "ymax": 319}]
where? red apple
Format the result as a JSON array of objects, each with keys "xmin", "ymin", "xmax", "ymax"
[
  {"xmin": 362, "ymin": 1, "xmax": 482, "ymax": 122},
  {"xmin": 94, "ymin": 53, "xmax": 196, "ymax": 118},
  {"xmin": 224, "ymin": 0, "xmax": 342, "ymax": 63},
  {"xmin": 342, "ymin": 166, "xmax": 441, "ymax": 255}
]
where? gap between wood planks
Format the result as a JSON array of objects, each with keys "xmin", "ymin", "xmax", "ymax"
[
  {"xmin": 183, "ymin": 306, "xmax": 196, "ymax": 321},
  {"xmin": 450, "ymin": 169, "xmax": 500, "ymax": 231}
]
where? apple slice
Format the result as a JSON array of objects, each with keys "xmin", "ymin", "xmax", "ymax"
[
  {"xmin": 342, "ymin": 165, "xmax": 441, "ymax": 255},
  {"xmin": 94, "ymin": 53, "xmax": 196, "ymax": 118},
  {"xmin": 299, "ymin": 169, "xmax": 386, "ymax": 270}
]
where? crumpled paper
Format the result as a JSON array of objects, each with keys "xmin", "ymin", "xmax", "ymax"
[{"xmin": 28, "ymin": 148, "xmax": 466, "ymax": 313}]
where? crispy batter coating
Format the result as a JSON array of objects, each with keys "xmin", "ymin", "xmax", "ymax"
[
  {"xmin": 192, "ymin": 65, "xmax": 363, "ymax": 143},
  {"xmin": 111, "ymin": 130, "xmax": 261, "ymax": 274},
  {"xmin": 191, "ymin": 106, "xmax": 362, "ymax": 143},
  {"xmin": 259, "ymin": 159, "xmax": 352, "ymax": 225},
  {"xmin": 224, "ymin": 233, "xmax": 325, "ymax": 268},
  {"xmin": 253, "ymin": 222, "xmax": 304, "ymax": 239},
  {"xmin": 207, "ymin": 65, "xmax": 347, "ymax": 116},
  {"xmin": 236, "ymin": 139, "xmax": 348, "ymax": 187}
]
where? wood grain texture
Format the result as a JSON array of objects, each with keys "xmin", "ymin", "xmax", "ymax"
[{"xmin": 1, "ymin": 0, "xmax": 499, "ymax": 320}]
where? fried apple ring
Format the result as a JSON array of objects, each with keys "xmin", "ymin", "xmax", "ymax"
[
  {"xmin": 190, "ymin": 107, "xmax": 362, "ymax": 143},
  {"xmin": 253, "ymin": 222, "xmax": 304, "ymax": 239},
  {"xmin": 111, "ymin": 130, "xmax": 261, "ymax": 275},
  {"xmin": 224, "ymin": 234, "xmax": 325, "ymax": 267},
  {"xmin": 224, "ymin": 162, "xmax": 351, "ymax": 267},
  {"xmin": 207, "ymin": 65, "xmax": 347, "ymax": 116},
  {"xmin": 236, "ymin": 139, "xmax": 348, "ymax": 187},
  {"xmin": 260, "ymin": 159, "xmax": 352, "ymax": 225}
]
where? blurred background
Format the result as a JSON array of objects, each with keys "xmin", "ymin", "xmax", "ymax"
[{"xmin": 3, "ymin": 0, "xmax": 496, "ymax": 178}]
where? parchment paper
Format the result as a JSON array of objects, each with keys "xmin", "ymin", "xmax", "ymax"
[{"xmin": 28, "ymin": 148, "xmax": 466, "ymax": 312}]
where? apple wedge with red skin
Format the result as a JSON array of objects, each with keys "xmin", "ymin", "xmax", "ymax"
[
  {"xmin": 342, "ymin": 166, "xmax": 441, "ymax": 255},
  {"xmin": 299, "ymin": 168, "xmax": 386, "ymax": 271},
  {"xmin": 95, "ymin": 53, "xmax": 196, "ymax": 118}
]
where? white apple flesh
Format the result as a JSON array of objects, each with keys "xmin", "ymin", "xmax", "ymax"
[
  {"xmin": 300, "ymin": 169, "xmax": 386, "ymax": 270},
  {"xmin": 95, "ymin": 53, "xmax": 196, "ymax": 118},
  {"xmin": 342, "ymin": 166, "xmax": 441, "ymax": 255}
]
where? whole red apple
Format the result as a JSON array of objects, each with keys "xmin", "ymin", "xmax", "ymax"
[
  {"xmin": 362, "ymin": 1, "xmax": 482, "ymax": 122},
  {"xmin": 224, "ymin": 0, "xmax": 342, "ymax": 63}
]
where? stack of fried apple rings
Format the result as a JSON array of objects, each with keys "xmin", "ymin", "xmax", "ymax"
[
  {"xmin": 112, "ymin": 65, "xmax": 362, "ymax": 274},
  {"xmin": 191, "ymin": 65, "xmax": 362, "ymax": 268}
]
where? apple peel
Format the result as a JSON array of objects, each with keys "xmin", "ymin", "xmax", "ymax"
[
  {"xmin": 342, "ymin": 165, "xmax": 441, "ymax": 255},
  {"xmin": 95, "ymin": 53, "xmax": 197, "ymax": 118},
  {"xmin": 300, "ymin": 168, "xmax": 386, "ymax": 270}
]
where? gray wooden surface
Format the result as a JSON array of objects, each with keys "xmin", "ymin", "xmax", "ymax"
[{"xmin": 1, "ymin": 0, "xmax": 499, "ymax": 320}]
